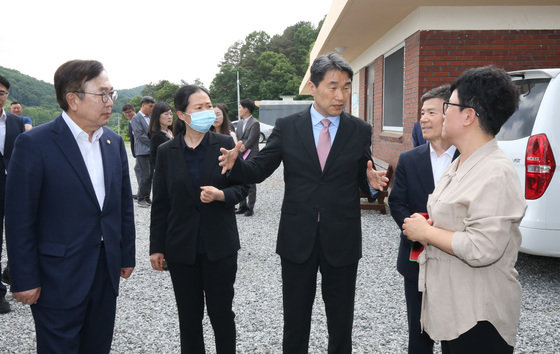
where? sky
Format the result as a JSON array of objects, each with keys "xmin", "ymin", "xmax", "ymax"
[{"xmin": 1, "ymin": 0, "xmax": 332, "ymax": 90}]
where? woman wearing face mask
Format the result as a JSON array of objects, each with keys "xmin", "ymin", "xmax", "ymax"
[
  {"xmin": 149, "ymin": 85, "xmax": 249, "ymax": 353},
  {"xmin": 212, "ymin": 103, "xmax": 237, "ymax": 143},
  {"xmin": 147, "ymin": 102, "xmax": 174, "ymax": 173}
]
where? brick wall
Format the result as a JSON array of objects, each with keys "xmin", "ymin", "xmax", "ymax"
[{"xmin": 371, "ymin": 29, "xmax": 560, "ymax": 170}]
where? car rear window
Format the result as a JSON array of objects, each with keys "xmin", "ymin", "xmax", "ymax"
[{"xmin": 496, "ymin": 78, "xmax": 550, "ymax": 141}]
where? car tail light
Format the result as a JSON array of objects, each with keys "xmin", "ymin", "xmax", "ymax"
[{"xmin": 525, "ymin": 134, "xmax": 556, "ymax": 199}]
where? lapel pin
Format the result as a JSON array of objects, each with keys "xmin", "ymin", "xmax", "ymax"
[{"xmin": 106, "ymin": 139, "xmax": 111, "ymax": 145}]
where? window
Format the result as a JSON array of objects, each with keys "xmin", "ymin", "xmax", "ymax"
[
  {"xmin": 366, "ymin": 63, "xmax": 375, "ymax": 124},
  {"xmin": 383, "ymin": 45, "xmax": 404, "ymax": 131}
]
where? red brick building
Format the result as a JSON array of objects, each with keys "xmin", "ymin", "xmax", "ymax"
[{"xmin": 300, "ymin": 1, "xmax": 560, "ymax": 169}]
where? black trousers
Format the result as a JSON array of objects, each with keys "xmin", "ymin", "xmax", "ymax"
[
  {"xmin": 134, "ymin": 155, "xmax": 152, "ymax": 201},
  {"xmin": 441, "ymin": 321, "xmax": 513, "ymax": 354},
  {"xmin": 281, "ymin": 239, "xmax": 358, "ymax": 354},
  {"xmin": 31, "ymin": 248, "xmax": 116, "ymax": 354},
  {"xmin": 0, "ymin": 173, "xmax": 6, "ymax": 298},
  {"xmin": 168, "ymin": 253, "xmax": 237, "ymax": 354},
  {"xmin": 403, "ymin": 276, "xmax": 434, "ymax": 354},
  {"xmin": 239, "ymin": 183, "xmax": 256, "ymax": 211}
]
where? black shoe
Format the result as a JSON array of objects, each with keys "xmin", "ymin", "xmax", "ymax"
[
  {"xmin": 235, "ymin": 207, "xmax": 248, "ymax": 214},
  {"xmin": 132, "ymin": 194, "xmax": 138, "ymax": 200},
  {"xmin": 0, "ymin": 297, "xmax": 11, "ymax": 314},
  {"xmin": 146, "ymin": 198, "xmax": 152, "ymax": 205},
  {"xmin": 137, "ymin": 200, "xmax": 150, "ymax": 208},
  {"xmin": 1, "ymin": 268, "xmax": 9, "ymax": 285},
  {"xmin": 244, "ymin": 210, "xmax": 254, "ymax": 217}
]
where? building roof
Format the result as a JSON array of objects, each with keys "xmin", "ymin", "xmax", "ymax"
[{"xmin": 300, "ymin": 0, "xmax": 560, "ymax": 93}]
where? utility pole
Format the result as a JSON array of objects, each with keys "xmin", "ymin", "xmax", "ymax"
[{"xmin": 236, "ymin": 71, "xmax": 240, "ymax": 121}]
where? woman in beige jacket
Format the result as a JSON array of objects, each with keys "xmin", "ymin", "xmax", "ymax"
[{"xmin": 403, "ymin": 66, "xmax": 526, "ymax": 354}]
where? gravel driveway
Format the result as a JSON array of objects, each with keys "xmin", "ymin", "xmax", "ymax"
[{"xmin": 1, "ymin": 146, "xmax": 559, "ymax": 353}]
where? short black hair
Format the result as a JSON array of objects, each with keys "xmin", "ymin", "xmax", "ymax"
[
  {"xmin": 10, "ymin": 101, "xmax": 21, "ymax": 106},
  {"xmin": 54, "ymin": 60, "xmax": 104, "ymax": 111},
  {"xmin": 240, "ymin": 99, "xmax": 255, "ymax": 113},
  {"xmin": 0, "ymin": 75, "xmax": 11, "ymax": 90},
  {"xmin": 450, "ymin": 66, "xmax": 519, "ymax": 136},
  {"xmin": 421, "ymin": 84, "xmax": 451, "ymax": 104},
  {"xmin": 173, "ymin": 85, "xmax": 211, "ymax": 136},
  {"xmin": 141, "ymin": 96, "xmax": 155, "ymax": 105},
  {"xmin": 309, "ymin": 52, "xmax": 353, "ymax": 87},
  {"xmin": 148, "ymin": 102, "xmax": 173, "ymax": 138},
  {"xmin": 122, "ymin": 103, "xmax": 135, "ymax": 112}
]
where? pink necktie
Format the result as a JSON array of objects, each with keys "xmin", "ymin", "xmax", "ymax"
[{"xmin": 317, "ymin": 119, "xmax": 331, "ymax": 170}]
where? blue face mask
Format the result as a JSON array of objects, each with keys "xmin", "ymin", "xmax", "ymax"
[{"xmin": 186, "ymin": 109, "xmax": 216, "ymax": 133}]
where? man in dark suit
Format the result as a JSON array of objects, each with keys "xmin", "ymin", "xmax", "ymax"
[
  {"xmin": 219, "ymin": 53, "xmax": 388, "ymax": 353},
  {"xmin": 5, "ymin": 60, "xmax": 135, "ymax": 353},
  {"xmin": 235, "ymin": 98, "xmax": 260, "ymax": 216},
  {"xmin": 0, "ymin": 75, "xmax": 26, "ymax": 314},
  {"xmin": 130, "ymin": 96, "xmax": 155, "ymax": 207},
  {"xmin": 122, "ymin": 103, "xmax": 137, "ymax": 199},
  {"xmin": 388, "ymin": 84, "xmax": 457, "ymax": 354}
]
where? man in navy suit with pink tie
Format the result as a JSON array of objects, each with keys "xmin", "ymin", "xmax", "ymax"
[{"xmin": 5, "ymin": 60, "xmax": 135, "ymax": 354}]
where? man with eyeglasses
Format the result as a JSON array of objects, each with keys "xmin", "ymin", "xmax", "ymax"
[
  {"xmin": 0, "ymin": 75, "xmax": 26, "ymax": 314},
  {"xmin": 130, "ymin": 96, "xmax": 155, "ymax": 208},
  {"xmin": 4, "ymin": 60, "xmax": 135, "ymax": 354}
]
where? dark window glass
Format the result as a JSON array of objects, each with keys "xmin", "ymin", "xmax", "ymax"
[
  {"xmin": 383, "ymin": 47, "xmax": 404, "ymax": 128},
  {"xmin": 496, "ymin": 79, "xmax": 549, "ymax": 141}
]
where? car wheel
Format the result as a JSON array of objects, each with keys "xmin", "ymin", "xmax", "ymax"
[{"xmin": 259, "ymin": 132, "xmax": 265, "ymax": 143}]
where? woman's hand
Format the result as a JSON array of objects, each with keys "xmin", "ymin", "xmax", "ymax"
[
  {"xmin": 150, "ymin": 253, "xmax": 166, "ymax": 271},
  {"xmin": 200, "ymin": 186, "xmax": 225, "ymax": 203},
  {"xmin": 403, "ymin": 213, "xmax": 433, "ymax": 246}
]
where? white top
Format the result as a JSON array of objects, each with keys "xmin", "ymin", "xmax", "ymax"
[
  {"xmin": 62, "ymin": 111, "xmax": 105, "ymax": 209},
  {"xmin": 429, "ymin": 143, "xmax": 456, "ymax": 186}
]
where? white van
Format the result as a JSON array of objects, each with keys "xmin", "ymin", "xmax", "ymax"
[{"xmin": 497, "ymin": 68, "xmax": 560, "ymax": 257}]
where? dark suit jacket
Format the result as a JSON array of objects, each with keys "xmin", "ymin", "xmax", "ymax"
[
  {"xmin": 229, "ymin": 107, "xmax": 372, "ymax": 267},
  {"xmin": 236, "ymin": 116, "xmax": 260, "ymax": 159},
  {"xmin": 388, "ymin": 143, "xmax": 459, "ymax": 279},
  {"xmin": 412, "ymin": 121, "xmax": 426, "ymax": 147},
  {"xmin": 5, "ymin": 115, "xmax": 136, "ymax": 309},
  {"xmin": 129, "ymin": 121, "xmax": 136, "ymax": 157},
  {"xmin": 150, "ymin": 133, "xmax": 248, "ymax": 264},
  {"xmin": 149, "ymin": 131, "xmax": 170, "ymax": 169},
  {"xmin": 1, "ymin": 112, "xmax": 26, "ymax": 174}
]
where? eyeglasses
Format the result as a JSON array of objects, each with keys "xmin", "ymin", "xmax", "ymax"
[
  {"xmin": 443, "ymin": 101, "xmax": 479, "ymax": 117},
  {"xmin": 0, "ymin": 91, "xmax": 8, "ymax": 97},
  {"xmin": 69, "ymin": 90, "xmax": 118, "ymax": 103}
]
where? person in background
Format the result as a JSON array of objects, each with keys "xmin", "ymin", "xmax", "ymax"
[
  {"xmin": 412, "ymin": 120, "xmax": 426, "ymax": 147},
  {"xmin": 218, "ymin": 53, "xmax": 388, "ymax": 353},
  {"xmin": 212, "ymin": 103, "xmax": 237, "ymax": 143},
  {"xmin": 389, "ymin": 84, "xmax": 457, "ymax": 354},
  {"xmin": 130, "ymin": 96, "xmax": 155, "ymax": 208},
  {"xmin": 150, "ymin": 85, "xmax": 248, "ymax": 353},
  {"xmin": 10, "ymin": 101, "xmax": 33, "ymax": 131},
  {"xmin": 5, "ymin": 59, "xmax": 135, "ymax": 353},
  {"xmin": 147, "ymin": 102, "xmax": 173, "ymax": 172},
  {"xmin": 234, "ymin": 99, "xmax": 259, "ymax": 217},
  {"xmin": 0, "ymin": 75, "xmax": 26, "ymax": 314},
  {"xmin": 403, "ymin": 66, "xmax": 526, "ymax": 354},
  {"xmin": 122, "ymin": 103, "xmax": 137, "ymax": 199}
]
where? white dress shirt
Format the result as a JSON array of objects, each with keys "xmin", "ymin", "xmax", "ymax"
[
  {"xmin": 429, "ymin": 143, "xmax": 456, "ymax": 186},
  {"xmin": 62, "ymin": 111, "xmax": 105, "ymax": 209}
]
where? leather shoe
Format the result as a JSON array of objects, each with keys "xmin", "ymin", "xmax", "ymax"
[
  {"xmin": 0, "ymin": 297, "xmax": 11, "ymax": 314},
  {"xmin": 244, "ymin": 210, "xmax": 254, "ymax": 216},
  {"xmin": 235, "ymin": 207, "xmax": 248, "ymax": 214},
  {"xmin": 1, "ymin": 268, "xmax": 10, "ymax": 285}
]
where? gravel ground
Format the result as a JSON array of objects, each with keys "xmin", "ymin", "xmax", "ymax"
[{"xmin": 1, "ymin": 145, "xmax": 559, "ymax": 353}]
